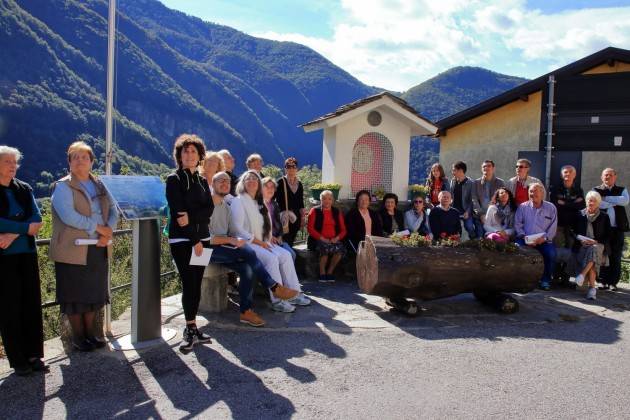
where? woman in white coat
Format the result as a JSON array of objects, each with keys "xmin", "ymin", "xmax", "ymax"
[{"xmin": 230, "ymin": 170, "xmax": 310, "ymax": 312}]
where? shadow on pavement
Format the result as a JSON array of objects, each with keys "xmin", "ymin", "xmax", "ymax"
[
  {"xmin": 212, "ymin": 285, "xmax": 349, "ymax": 383},
  {"xmin": 0, "ymin": 350, "xmax": 161, "ymax": 419},
  {"xmin": 0, "ymin": 368, "xmax": 45, "ymax": 419},
  {"xmin": 138, "ymin": 341, "xmax": 296, "ymax": 419},
  {"xmin": 194, "ymin": 344, "xmax": 295, "ymax": 419},
  {"xmin": 371, "ymin": 288, "xmax": 626, "ymax": 345}
]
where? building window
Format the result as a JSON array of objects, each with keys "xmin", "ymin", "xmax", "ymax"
[{"xmin": 351, "ymin": 132, "xmax": 393, "ymax": 195}]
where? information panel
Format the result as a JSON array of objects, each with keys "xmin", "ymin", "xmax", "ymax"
[{"xmin": 100, "ymin": 175, "xmax": 166, "ymax": 220}]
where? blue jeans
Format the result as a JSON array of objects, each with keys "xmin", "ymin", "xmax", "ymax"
[
  {"xmin": 210, "ymin": 244, "xmax": 276, "ymax": 313},
  {"xmin": 462, "ymin": 216, "xmax": 477, "ymax": 239},
  {"xmin": 472, "ymin": 217, "xmax": 485, "ymax": 239},
  {"xmin": 516, "ymin": 239, "xmax": 556, "ymax": 285}
]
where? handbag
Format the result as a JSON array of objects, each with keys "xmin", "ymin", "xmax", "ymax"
[{"xmin": 282, "ymin": 177, "xmax": 290, "ymax": 234}]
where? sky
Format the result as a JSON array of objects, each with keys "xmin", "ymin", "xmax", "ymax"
[{"xmin": 158, "ymin": 0, "xmax": 630, "ymax": 91}]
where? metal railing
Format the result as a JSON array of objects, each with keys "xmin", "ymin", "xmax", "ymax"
[{"xmin": 37, "ymin": 228, "xmax": 177, "ymax": 309}]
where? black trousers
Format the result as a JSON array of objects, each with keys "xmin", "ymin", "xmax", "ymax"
[
  {"xmin": 170, "ymin": 241, "xmax": 210, "ymax": 322},
  {"xmin": 0, "ymin": 252, "xmax": 44, "ymax": 368},
  {"xmin": 282, "ymin": 215, "xmax": 301, "ymax": 247},
  {"xmin": 602, "ymin": 228, "xmax": 626, "ymax": 286}
]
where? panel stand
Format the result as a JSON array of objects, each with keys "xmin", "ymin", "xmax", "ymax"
[{"xmin": 110, "ymin": 218, "xmax": 176, "ymax": 350}]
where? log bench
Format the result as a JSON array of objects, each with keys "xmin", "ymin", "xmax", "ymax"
[{"xmin": 357, "ymin": 236, "xmax": 545, "ymax": 314}]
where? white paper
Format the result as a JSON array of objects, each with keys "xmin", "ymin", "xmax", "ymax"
[
  {"xmin": 189, "ymin": 247, "xmax": 213, "ymax": 266},
  {"xmin": 524, "ymin": 232, "xmax": 545, "ymax": 244},
  {"xmin": 393, "ymin": 230, "xmax": 410, "ymax": 237},
  {"xmin": 75, "ymin": 239, "xmax": 112, "ymax": 246},
  {"xmin": 577, "ymin": 234, "xmax": 594, "ymax": 242}
]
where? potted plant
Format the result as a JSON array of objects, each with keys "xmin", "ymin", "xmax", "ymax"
[
  {"xmin": 373, "ymin": 186, "xmax": 385, "ymax": 201},
  {"xmin": 407, "ymin": 184, "xmax": 429, "ymax": 201},
  {"xmin": 310, "ymin": 182, "xmax": 342, "ymax": 200}
]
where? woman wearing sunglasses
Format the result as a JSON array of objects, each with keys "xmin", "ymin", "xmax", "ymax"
[{"xmin": 404, "ymin": 195, "xmax": 431, "ymax": 237}]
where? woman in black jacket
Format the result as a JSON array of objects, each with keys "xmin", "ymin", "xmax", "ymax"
[
  {"xmin": 345, "ymin": 190, "xmax": 383, "ymax": 254},
  {"xmin": 0, "ymin": 145, "xmax": 46, "ymax": 376},
  {"xmin": 274, "ymin": 157, "xmax": 305, "ymax": 246},
  {"xmin": 379, "ymin": 193, "xmax": 405, "ymax": 235},
  {"xmin": 571, "ymin": 191, "xmax": 610, "ymax": 300},
  {"xmin": 165, "ymin": 134, "xmax": 213, "ymax": 352}
]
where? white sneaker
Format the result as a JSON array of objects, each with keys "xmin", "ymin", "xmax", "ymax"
[
  {"xmin": 289, "ymin": 293, "xmax": 311, "ymax": 306},
  {"xmin": 271, "ymin": 300, "xmax": 296, "ymax": 313},
  {"xmin": 586, "ymin": 287, "xmax": 597, "ymax": 300},
  {"xmin": 574, "ymin": 274, "xmax": 585, "ymax": 287},
  {"xmin": 570, "ymin": 274, "xmax": 585, "ymax": 287}
]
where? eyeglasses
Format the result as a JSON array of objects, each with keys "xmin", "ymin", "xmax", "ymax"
[
  {"xmin": 515, "ymin": 165, "xmax": 528, "ymax": 169},
  {"xmin": 285, "ymin": 165, "xmax": 297, "ymax": 169},
  {"xmin": 413, "ymin": 200, "xmax": 423, "ymax": 204}
]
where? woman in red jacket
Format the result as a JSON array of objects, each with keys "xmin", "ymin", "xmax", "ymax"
[{"xmin": 307, "ymin": 190, "xmax": 347, "ymax": 283}]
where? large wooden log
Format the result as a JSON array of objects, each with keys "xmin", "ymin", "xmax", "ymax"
[{"xmin": 356, "ymin": 236, "xmax": 544, "ymax": 300}]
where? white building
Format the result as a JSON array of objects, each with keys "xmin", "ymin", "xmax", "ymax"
[{"xmin": 301, "ymin": 92, "xmax": 437, "ymax": 200}]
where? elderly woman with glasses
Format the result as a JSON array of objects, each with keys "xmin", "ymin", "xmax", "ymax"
[
  {"xmin": 49, "ymin": 141, "xmax": 118, "ymax": 352},
  {"xmin": 0, "ymin": 145, "xmax": 46, "ymax": 376},
  {"xmin": 230, "ymin": 170, "xmax": 309, "ymax": 312},
  {"xmin": 404, "ymin": 195, "xmax": 431, "ymax": 237}
]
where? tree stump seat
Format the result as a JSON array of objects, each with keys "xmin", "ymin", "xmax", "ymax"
[{"xmin": 356, "ymin": 236, "xmax": 544, "ymax": 312}]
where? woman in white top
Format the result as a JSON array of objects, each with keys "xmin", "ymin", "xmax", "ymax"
[{"xmin": 230, "ymin": 170, "xmax": 310, "ymax": 311}]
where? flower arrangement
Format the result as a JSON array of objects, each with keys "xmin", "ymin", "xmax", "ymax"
[
  {"xmin": 390, "ymin": 233, "xmax": 518, "ymax": 253},
  {"xmin": 390, "ymin": 232, "xmax": 432, "ymax": 247},
  {"xmin": 408, "ymin": 184, "xmax": 429, "ymax": 197},
  {"xmin": 436, "ymin": 233, "xmax": 461, "ymax": 247},
  {"xmin": 460, "ymin": 237, "xmax": 518, "ymax": 253},
  {"xmin": 310, "ymin": 182, "xmax": 342, "ymax": 200},
  {"xmin": 373, "ymin": 186, "xmax": 385, "ymax": 200},
  {"xmin": 311, "ymin": 182, "xmax": 341, "ymax": 190}
]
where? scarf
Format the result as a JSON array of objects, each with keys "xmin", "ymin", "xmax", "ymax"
[
  {"xmin": 495, "ymin": 203, "xmax": 511, "ymax": 223},
  {"xmin": 582, "ymin": 208, "xmax": 600, "ymax": 239}
]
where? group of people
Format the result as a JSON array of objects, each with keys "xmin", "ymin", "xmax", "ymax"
[
  {"xmin": 1, "ymin": 141, "xmax": 117, "ymax": 376},
  {"xmin": 422, "ymin": 159, "xmax": 628, "ymax": 299},
  {"xmin": 0, "ymin": 136, "xmax": 313, "ymax": 374},
  {"xmin": 0, "ymin": 135, "xmax": 628, "ymax": 376}
]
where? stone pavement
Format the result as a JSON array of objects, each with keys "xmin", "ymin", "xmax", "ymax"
[{"xmin": 2, "ymin": 281, "xmax": 630, "ymax": 419}]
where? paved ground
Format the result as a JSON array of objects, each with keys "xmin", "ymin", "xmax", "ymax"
[{"xmin": 2, "ymin": 280, "xmax": 630, "ymax": 419}]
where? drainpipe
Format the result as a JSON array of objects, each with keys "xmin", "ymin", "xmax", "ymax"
[{"xmin": 544, "ymin": 75, "xmax": 556, "ymax": 197}]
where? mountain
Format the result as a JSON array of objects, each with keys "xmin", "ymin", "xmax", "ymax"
[
  {"xmin": 401, "ymin": 67, "xmax": 528, "ymax": 183},
  {"xmin": 0, "ymin": 0, "xmax": 374, "ymax": 194},
  {"xmin": 0, "ymin": 0, "xmax": 527, "ymax": 194}
]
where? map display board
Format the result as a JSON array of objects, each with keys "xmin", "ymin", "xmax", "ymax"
[{"xmin": 100, "ymin": 175, "xmax": 166, "ymax": 220}]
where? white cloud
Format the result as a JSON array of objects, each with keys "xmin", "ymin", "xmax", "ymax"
[{"xmin": 256, "ymin": 0, "xmax": 630, "ymax": 91}]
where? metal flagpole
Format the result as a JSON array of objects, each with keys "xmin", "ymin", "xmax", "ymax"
[{"xmin": 104, "ymin": 0, "xmax": 117, "ymax": 334}]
